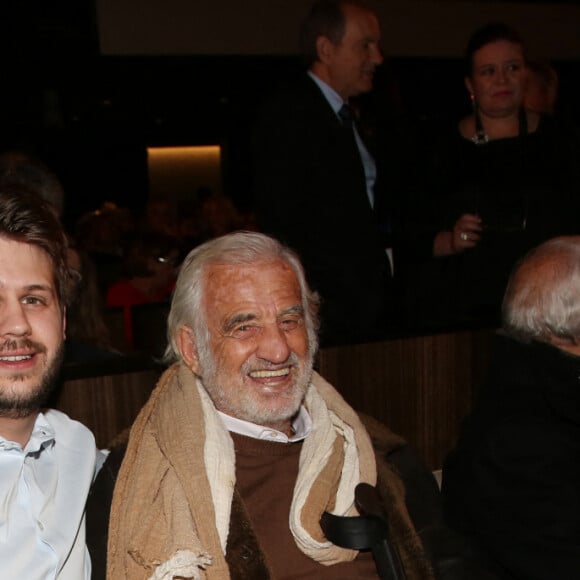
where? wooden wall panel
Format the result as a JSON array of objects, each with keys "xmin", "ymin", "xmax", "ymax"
[
  {"xmin": 52, "ymin": 368, "xmax": 161, "ymax": 448},
  {"xmin": 52, "ymin": 328, "xmax": 495, "ymax": 461},
  {"xmin": 316, "ymin": 329, "xmax": 495, "ymax": 470}
]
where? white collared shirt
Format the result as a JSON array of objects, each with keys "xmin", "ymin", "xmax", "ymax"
[
  {"xmin": 218, "ymin": 406, "xmax": 312, "ymax": 443},
  {"xmin": 308, "ymin": 71, "xmax": 377, "ymax": 209},
  {"xmin": 0, "ymin": 410, "xmax": 101, "ymax": 579}
]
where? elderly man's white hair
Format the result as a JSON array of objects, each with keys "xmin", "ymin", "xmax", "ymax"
[
  {"xmin": 164, "ymin": 231, "xmax": 320, "ymax": 364},
  {"xmin": 502, "ymin": 236, "xmax": 580, "ymax": 344}
]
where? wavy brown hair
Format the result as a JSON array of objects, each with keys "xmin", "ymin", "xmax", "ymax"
[{"xmin": 0, "ymin": 187, "xmax": 72, "ymax": 308}]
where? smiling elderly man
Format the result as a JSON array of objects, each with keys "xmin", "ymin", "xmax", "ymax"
[{"xmin": 102, "ymin": 231, "xmax": 485, "ymax": 580}]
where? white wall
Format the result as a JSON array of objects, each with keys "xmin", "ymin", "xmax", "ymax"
[{"xmin": 97, "ymin": 0, "xmax": 580, "ymax": 59}]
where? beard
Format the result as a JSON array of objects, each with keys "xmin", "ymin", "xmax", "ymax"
[
  {"xmin": 0, "ymin": 339, "xmax": 65, "ymax": 419},
  {"xmin": 197, "ymin": 343, "xmax": 314, "ymax": 428}
]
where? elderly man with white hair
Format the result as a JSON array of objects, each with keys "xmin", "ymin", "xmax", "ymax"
[
  {"xmin": 443, "ymin": 236, "xmax": 580, "ymax": 580},
  {"xmin": 90, "ymin": 231, "xmax": 486, "ymax": 580}
]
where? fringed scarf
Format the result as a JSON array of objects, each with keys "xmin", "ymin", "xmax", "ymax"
[{"xmin": 107, "ymin": 363, "xmax": 432, "ymax": 579}]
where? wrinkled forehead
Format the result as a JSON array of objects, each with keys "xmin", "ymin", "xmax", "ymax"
[
  {"xmin": 201, "ymin": 259, "xmax": 301, "ymax": 310},
  {"xmin": 204, "ymin": 259, "xmax": 299, "ymax": 288}
]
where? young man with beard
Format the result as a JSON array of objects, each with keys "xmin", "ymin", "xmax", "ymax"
[
  {"xmin": 103, "ymin": 231, "xmax": 483, "ymax": 580},
  {"xmin": 0, "ymin": 188, "xmax": 102, "ymax": 579}
]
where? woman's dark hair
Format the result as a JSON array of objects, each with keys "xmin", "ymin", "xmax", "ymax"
[{"xmin": 465, "ymin": 22, "xmax": 524, "ymax": 77}]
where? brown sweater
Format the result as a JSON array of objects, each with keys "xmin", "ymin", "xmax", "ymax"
[{"xmin": 231, "ymin": 432, "xmax": 378, "ymax": 579}]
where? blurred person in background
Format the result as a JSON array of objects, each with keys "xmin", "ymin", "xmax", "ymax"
[
  {"xmin": 65, "ymin": 243, "xmax": 120, "ymax": 363},
  {"xmin": 106, "ymin": 232, "xmax": 179, "ymax": 348},
  {"xmin": 200, "ymin": 191, "xmax": 242, "ymax": 239},
  {"xmin": 524, "ymin": 60, "xmax": 558, "ymax": 116},
  {"xmin": 404, "ymin": 22, "xmax": 580, "ymax": 326},
  {"xmin": 74, "ymin": 202, "xmax": 136, "ymax": 295},
  {"xmin": 0, "ymin": 150, "xmax": 65, "ymax": 218}
]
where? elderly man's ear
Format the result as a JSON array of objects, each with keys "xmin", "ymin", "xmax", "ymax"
[
  {"xmin": 548, "ymin": 334, "xmax": 580, "ymax": 357},
  {"xmin": 177, "ymin": 326, "xmax": 201, "ymax": 374}
]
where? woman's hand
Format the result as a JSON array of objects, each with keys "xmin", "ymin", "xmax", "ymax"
[{"xmin": 433, "ymin": 213, "xmax": 483, "ymax": 256}]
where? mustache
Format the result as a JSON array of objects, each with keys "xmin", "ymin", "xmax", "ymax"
[{"xmin": 0, "ymin": 339, "xmax": 47, "ymax": 354}]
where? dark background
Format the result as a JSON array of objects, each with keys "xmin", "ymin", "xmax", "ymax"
[{"xmin": 2, "ymin": 1, "xmax": 579, "ymax": 231}]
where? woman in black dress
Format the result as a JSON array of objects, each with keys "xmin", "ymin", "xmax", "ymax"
[{"xmin": 411, "ymin": 23, "xmax": 580, "ymax": 325}]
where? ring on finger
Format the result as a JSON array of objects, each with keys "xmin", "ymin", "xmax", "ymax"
[{"xmin": 460, "ymin": 232, "xmax": 469, "ymax": 241}]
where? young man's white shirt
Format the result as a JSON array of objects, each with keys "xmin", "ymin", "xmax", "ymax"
[{"xmin": 0, "ymin": 409, "xmax": 103, "ymax": 579}]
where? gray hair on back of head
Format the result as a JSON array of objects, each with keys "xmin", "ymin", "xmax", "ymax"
[
  {"xmin": 502, "ymin": 236, "xmax": 580, "ymax": 344},
  {"xmin": 163, "ymin": 231, "xmax": 320, "ymax": 364}
]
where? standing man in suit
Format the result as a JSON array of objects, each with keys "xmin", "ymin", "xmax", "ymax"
[{"xmin": 252, "ymin": 0, "xmax": 392, "ymax": 345}]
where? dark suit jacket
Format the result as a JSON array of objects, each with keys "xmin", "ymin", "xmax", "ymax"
[{"xmin": 252, "ymin": 74, "xmax": 392, "ymax": 345}]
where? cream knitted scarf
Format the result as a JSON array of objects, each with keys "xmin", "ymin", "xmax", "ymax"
[{"xmin": 107, "ymin": 363, "xmax": 379, "ymax": 579}]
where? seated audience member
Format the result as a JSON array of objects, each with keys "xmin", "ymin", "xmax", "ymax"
[
  {"xmin": 199, "ymin": 191, "xmax": 242, "ymax": 239},
  {"xmin": 175, "ymin": 198, "xmax": 205, "ymax": 254},
  {"xmin": 0, "ymin": 188, "xmax": 103, "ymax": 578},
  {"xmin": 96, "ymin": 231, "xmax": 486, "ymax": 579},
  {"xmin": 140, "ymin": 197, "xmax": 179, "ymax": 239},
  {"xmin": 524, "ymin": 60, "xmax": 558, "ymax": 116},
  {"xmin": 74, "ymin": 202, "xmax": 136, "ymax": 295},
  {"xmin": 65, "ymin": 243, "xmax": 121, "ymax": 363},
  {"xmin": 106, "ymin": 232, "xmax": 179, "ymax": 348},
  {"xmin": 0, "ymin": 150, "xmax": 65, "ymax": 217},
  {"xmin": 442, "ymin": 236, "xmax": 580, "ymax": 579}
]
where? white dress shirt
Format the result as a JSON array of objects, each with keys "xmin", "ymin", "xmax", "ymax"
[
  {"xmin": 218, "ymin": 406, "xmax": 312, "ymax": 443},
  {"xmin": 0, "ymin": 410, "xmax": 101, "ymax": 579}
]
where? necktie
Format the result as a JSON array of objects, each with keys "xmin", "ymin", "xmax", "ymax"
[
  {"xmin": 338, "ymin": 103, "xmax": 375, "ymax": 210},
  {"xmin": 338, "ymin": 103, "xmax": 354, "ymax": 128}
]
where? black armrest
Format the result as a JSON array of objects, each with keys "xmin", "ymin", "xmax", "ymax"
[{"xmin": 320, "ymin": 483, "xmax": 404, "ymax": 580}]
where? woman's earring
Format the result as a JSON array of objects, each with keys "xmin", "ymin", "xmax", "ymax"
[{"xmin": 471, "ymin": 95, "xmax": 488, "ymax": 145}]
